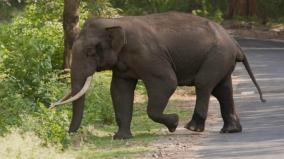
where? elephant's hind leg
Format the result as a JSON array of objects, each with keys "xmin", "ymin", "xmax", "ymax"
[
  {"xmin": 184, "ymin": 54, "xmax": 223, "ymax": 132},
  {"xmin": 145, "ymin": 77, "xmax": 179, "ymax": 132},
  {"xmin": 184, "ymin": 86, "xmax": 211, "ymax": 132},
  {"xmin": 212, "ymin": 75, "xmax": 242, "ymax": 133}
]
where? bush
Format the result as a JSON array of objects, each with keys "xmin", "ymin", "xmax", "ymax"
[
  {"xmin": 257, "ymin": 0, "xmax": 284, "ymax": 24},
  {"xmin": 0, "ymin": 0, "xmax": 119, "ymax": 148},
  {"xmin": 110, "ymin": 0, "xmax": 226, "ymax": 22},
  {"xmin": 190, "ymin": 0, "xmax": 227, "ymax": 23},
  {"xmin": 84, "ymin": 72, "xmax": 114, "ymax": 125},
  {"xmin": 111, "ymin": 0, "xmax": 190, "ymax": 15},
  {"xmin": 0, "ymin": 18, "xmax": 64, "ymax": 99},
  {"xmin": 82, "ymin": 0, "xmax": 122, "ymax": 18}
]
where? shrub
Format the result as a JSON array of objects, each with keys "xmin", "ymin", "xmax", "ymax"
[
  {"xmin": 84, "ymin": 72, "xmax": 114, "ymax": 125},
  {"xmin": 190, "ymin": 0, "xmax": 226, "ymax": 23},
  {"xmin": 0, "ymin": 18, "xmax": 64, "ymax": 99},
  {"xmin": 111, "ymin": 0, "xmax": 190, "ymax": 15},
  {"xmin": 0, "ymin": 0, "xmax": 119, "ymax": 148},
  {"xmin": 82, "ymin": 0, "xmax": 122, "ymax": 18},
  {"xmin": 257, "ymin": 0, "xmax": 284, "ymax": 24}
]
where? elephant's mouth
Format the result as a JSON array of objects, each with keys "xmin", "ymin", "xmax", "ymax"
[
  {"xmin": 96, "ymin": 66, "xmax": 103, "ymax": 72},
  {"xmin": 49, "ymin": 76, "xmax": 93, "ymax": 109},
  {"xmin": 96, "ymin": 65, "xmax": 114, "ymax": 72}
]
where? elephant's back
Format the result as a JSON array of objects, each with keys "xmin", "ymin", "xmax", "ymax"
[
  {"xmin": 133, "ymin": 12, "xmax": 216, "ymax": 85},
  {"xmin": 134, "ymin": 12, "xmax": 210, "ymax": 30},
  {"xmin": 127, "ymin": 12, "xmax": 237, "ymax": 86}
]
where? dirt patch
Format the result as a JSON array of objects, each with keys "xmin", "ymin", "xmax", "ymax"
[
  {"xmin": 228, "ymin": 29, "xmax": 284, "ymax": 40},
  {"xmin": 140, "ymin": 113, "xmax": 220, "ymax": 159},
  {"xmin": 222, "ymin": 20, "xmax": 284, "ymax": 40},
  {"xmin": 139, "ymin": 87, "xmax": 221, "ymax": 159},
  {"xmin": 141, "ymin": 130, "xmax": 205, "ymax": 159}
]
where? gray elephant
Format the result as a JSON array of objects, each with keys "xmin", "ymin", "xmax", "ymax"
[{"xmin": 51, "ymin": 12, "xmax": 265, "ymax": 139}]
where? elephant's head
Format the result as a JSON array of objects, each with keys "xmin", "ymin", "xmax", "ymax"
[{"xmin": 50, "ymin": 23, "xmax": 127, "ymax": 132}]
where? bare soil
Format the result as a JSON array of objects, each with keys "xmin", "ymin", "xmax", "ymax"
[
  {"xmin": 222, "ymin": 20, "xmax": 284, "ymax": 40},
  {"xmin": 138, "ymin": 87, "xmax": 221, "ymax": 159}
]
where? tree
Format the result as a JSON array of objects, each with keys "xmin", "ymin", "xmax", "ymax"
[
  {"xmin": 226, "ymin": 0, "xmax": 257, "ymax": 19},
  {"xmin": 63, "ymin": 0, "xmax": 81, "ymax": 69}
]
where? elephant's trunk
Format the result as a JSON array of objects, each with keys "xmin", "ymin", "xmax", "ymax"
[
  {"xmin": 68, "ymin": 74, "xmax": 93, "ymax": 132},
  {"xmin": 49, "ymin": 75, "xmax": 93, "ymax": 133},
  {"xmin": 69, "ymin": 94, "xmax": 86, "ymax": 133}
]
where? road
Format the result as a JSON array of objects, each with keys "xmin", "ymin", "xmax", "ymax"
[{"xmin": 193, "ymin": 38, "xmax": 284, "ymax": 159}]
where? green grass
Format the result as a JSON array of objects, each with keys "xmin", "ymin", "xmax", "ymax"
[
  {"xmin": 0, "ymin": 71, "xmax": 193, "ymax": 159},
  {"xmin": 0, "ymin": 91, "xmax": 192, "ymax": 159},
  {"xmin": 69, "ymin": 99, "xmax": 192, "ymax": 159}
]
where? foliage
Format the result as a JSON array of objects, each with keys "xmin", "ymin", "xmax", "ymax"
[
  {"xmin": 0, "ymin": 13, "xmax": 70, "ymax": 146},
  {"xmin": 110, "ymin": 0, "xmax": 226, "ymax": 22},
  {"xmin": 257, "ymin": 0, "xmax": 284, "ymax": 23},
  {"xmin": 82, "ymin": 0, "xmax": 122, "ymax": 18},
  {"xmin": 0, "ymin": 0, "xmax": 120, "ymax": 148},
  {"xmin": 189, "ymin": 0, "xmax": 227, "ymax": 23},
  {"xmin": 0, "ymin": 3, "xmax": 66, "ymax": 142},
  {"xmin": 0, "ymin": 0, "xmax": 24, "ymax": 21},
  {"xmin": 111, "ymin": 0, "xmax": 189, "ymax": 15},
  {"xmin": 84, "ymin": 72, "xmax": 114, "ymax": 125},
  {"xmin": 0, "ymin": 22, "xmax": 113, "ymax": 146},
  {"xmin": 144, "ymin": 0, "xmax": 189, "ymax": 13},
  {"xmin": 111, "ymin": 0, "xmax": 284, "ymax": 24},
  {"xmin": 0, "ymin": 18, "xmax": 64, "ymax": 98}
]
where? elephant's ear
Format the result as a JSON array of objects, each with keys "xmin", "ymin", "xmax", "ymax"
[{"xmin": 106, "ymin": 26, "xmax": 127, "ymax": 53}]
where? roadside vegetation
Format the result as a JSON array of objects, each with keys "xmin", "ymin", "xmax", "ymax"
[{"xmin": 0, "ymin": 0, "xmax": 283, "ymax": 158}]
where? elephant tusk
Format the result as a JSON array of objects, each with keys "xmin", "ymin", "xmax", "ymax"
[
  {"xmin": 49, "ymin": 92, "xmax": 72, "ymax": 109},
  {"xmin": 59, "ymin": 92, "xmax": 72, "ymax": 102},
  {"xmin": 49, "ymin": 76, "xmax": 93, "ymax": 109}
]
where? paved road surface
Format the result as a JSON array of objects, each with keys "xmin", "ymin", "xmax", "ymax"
[{"xmin": 193, "ymin": 38, "xmax": 284, "ymax": 159}]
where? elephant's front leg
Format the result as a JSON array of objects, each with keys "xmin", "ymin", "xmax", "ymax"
[
  {"xmin": 111, "ymin": 73, "xmax": 137, "ymax": 139},
  {"xmin": 145, "ymin": 76, "xmax": 178, "ymax": 132}
]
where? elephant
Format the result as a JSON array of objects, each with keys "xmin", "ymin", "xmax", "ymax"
[{"xmin": 51, "ymin": 12, "xmax": 265, "ymax": 139}]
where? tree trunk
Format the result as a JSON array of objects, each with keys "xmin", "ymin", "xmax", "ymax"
[
  {"xmin": 63, "ymin": 0, "xmax": 80, "ymax": 69},
  {"xmin": 226, "ymin": 0, "xmax": 257, "ymax": 19},
  {"xmin": 247, "ymin": 0, "xmax": 257, "ymax": 17}
]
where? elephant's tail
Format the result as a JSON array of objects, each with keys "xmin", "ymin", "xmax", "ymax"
[
  {"xmin": 241, "ymin": 53, "xmax": 266, "ymax": 103},
  {"xmin": 233, "ymin": 39, "xmax": 266, "ymax": 103}
]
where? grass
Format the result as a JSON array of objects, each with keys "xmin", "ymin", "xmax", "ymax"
[
  {"xmin": 0, "ymin": 72, "xmax": 194, "ymax": 159},
  {"xmin": 0, "ymin": 100, "xmax": 192, "ymax": 159},
  {"xmin": 0, "ymin": 130, "xmax": 73, "ymax": 159},
  {"xmin": 69, "ymin": 98, "xmax": 192, "ymax": 159}
]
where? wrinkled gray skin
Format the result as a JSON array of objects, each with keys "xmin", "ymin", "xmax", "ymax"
[{"xmin": 69, "ymin": 12, "xmax": 263, "ymax": 139}]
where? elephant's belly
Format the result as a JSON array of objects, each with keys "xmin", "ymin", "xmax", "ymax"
[
  {"xmin": 113, "ymin": 67, "xmax": 139, "ymax": 79},
  {"xmin": 167, "ymin": 45, "xmax": 210, "ymax": 87},
  {"xmin": 176, "ymin": 74, "xmax": 195, "ymax": 86},
  {"xmin": 172, "ymin": 56, "xmax": 204, "ymax": 87}
]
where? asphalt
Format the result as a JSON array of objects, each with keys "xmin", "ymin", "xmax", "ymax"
[{"xmin": 193, "ymin": 38, "xmax": 284, "ymax": 159}]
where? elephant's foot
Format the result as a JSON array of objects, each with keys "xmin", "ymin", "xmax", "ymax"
[
  {"xmin": 220, "ymin": 120, "xmax": 242, "ymax": 133},
  {"xmin": 184, "ymin": 119, "xmax": 205, "ymax": 132},
  {"xmin": 165, "ymin": 114, "xmax": 179, "ymax": 132},
  {"xmin": 113, "ymin": 131, "xmax": 133, "ymax": 140}
]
